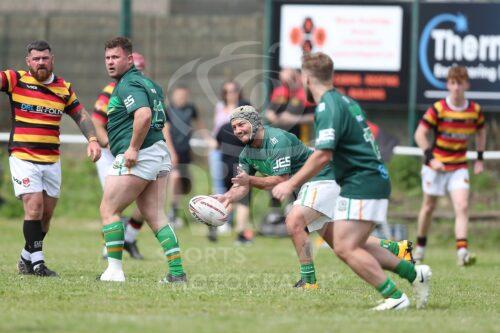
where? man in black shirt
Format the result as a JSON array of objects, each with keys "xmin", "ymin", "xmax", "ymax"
[{"xmin": 167, "ymin": 85, "xmax": 214, "ymax": 226}]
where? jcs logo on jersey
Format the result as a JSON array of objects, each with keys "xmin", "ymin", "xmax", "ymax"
[
  {"xmin": 317, "ymin": 128, "xmax": 335, "ymax": 143},
  {"xmin": 273, "ymin": 157, "xmax": 291, "ymax": 170},
  {"xmin": 124, "ymin": 95, "xmax": 135, "ymax": 108}
]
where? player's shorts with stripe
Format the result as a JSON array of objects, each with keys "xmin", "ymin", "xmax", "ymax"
[
  {"xmin": 293, "ymin": 180, "xmax": 340, "ymax": 232},
  {"xmin": 9, "ymin": 156, "xmax": 61, "ymax": 198},
  {"xmin": 421, "ymin": 165, "xmax": 469, "ymax": 196},
  {"xmin": 333, "ymin": 196, "xmax": 388, "ymax": 225},
  {"xmin": 108, "ymin": 140, "xmax": 172, "ymax": 181}
]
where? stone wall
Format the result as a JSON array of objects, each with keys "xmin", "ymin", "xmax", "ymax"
[{"xmin": 0, "ymin": 11, "xmax": 264, "ymax": 133}]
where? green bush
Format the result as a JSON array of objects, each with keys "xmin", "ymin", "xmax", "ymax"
[
  {"xmin": 387, "ymin": 155, "xmax": 422, "ymax": 191},
  {"xmin": 470, "ymin": 169, "xmax": 497, "ymax": 192}
]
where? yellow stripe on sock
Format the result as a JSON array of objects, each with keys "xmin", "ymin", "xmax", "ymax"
[
  {"xmin": 107, "ymin": 247, "xmax": 124, "ymax": 253},
  {"xmin": 167, "ymin": 253, "xmax": 181, "ymax": 260}
]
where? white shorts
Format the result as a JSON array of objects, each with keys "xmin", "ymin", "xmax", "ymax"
[
  {"xmin": 333, "ymin": 196, "xmax": 388, "ymax": 225},
  {"xmin": 108, "ymin": 141, "xmax": 172, "ymax": 181},
  {"xmin": 421, "ymin": 165, "xmax": 469, "ymax": 196},
  {"xmin": 96, "ymin": 147, "xmax": 115, "ymax": 188},
  {"xmin": 9, "ymin": 156, "xmax": 61, "ymax": 198},
  {"xmin": 293, "ymin": 180, "xmax": 340, "ymax": 232}
]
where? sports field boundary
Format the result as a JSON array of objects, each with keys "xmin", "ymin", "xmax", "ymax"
[{"xmin": 1, "ymin": 133, "xmax": 499, "ymax": 160}]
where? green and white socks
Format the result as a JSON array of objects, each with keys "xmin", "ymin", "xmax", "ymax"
[
  {"xmin": 102, "ymin": 221, "xmax": 125, "ymax": 271},
  {"xmin": 156, "ymin": 225, "xmax": 185, "ymax": 277},
  {"xmin": 300, "ymin": 262, "xmax": 317, "ymax": 284},
  {"xmin": 377, "ymin": 278, "xmax": 403, "ymax": 299},
  {"xmin": 380, "ymin": 239, "xmax": 400, "ymax": 256},
  {"xmin": 394, "ymin": 260, "xmax": 417, "ymax": 283}
]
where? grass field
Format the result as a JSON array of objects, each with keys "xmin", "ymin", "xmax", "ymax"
[{"xmin": 1, "ymin": 217, "xmax": 499, "ymax": 333}]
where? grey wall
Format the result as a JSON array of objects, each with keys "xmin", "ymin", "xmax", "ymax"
[{"xmin": 0, "ymin": 11, "xmax": 264, "ymax": 133}]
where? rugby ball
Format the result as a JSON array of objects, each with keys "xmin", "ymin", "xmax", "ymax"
[{"xmin": 189, "ymin": 195, "xmax": 228, "ymax": 227}]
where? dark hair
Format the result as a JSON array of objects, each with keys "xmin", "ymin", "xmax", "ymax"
[
  {"xmin": 26, "ymin": 40, "xmax": 51, "ymax": 55},
  {"xmin": 301, "ymin": 52, "xmax": 334, "ymax": 83},
  {"xmin": 104, "ymin": 37, "xmax": 133, "ymax": 54},
  {"xmin": 221, "ymin": 81, "xmax": 243, "ymax": 105}
]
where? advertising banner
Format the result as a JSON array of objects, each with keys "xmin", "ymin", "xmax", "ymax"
[
  {"xmin": 274, "ymin": 2, "xmax": 410, "ymax": 106},
  {"xmin": 418, "ymin": 3, "xmax": 500, "ymax": 109}
]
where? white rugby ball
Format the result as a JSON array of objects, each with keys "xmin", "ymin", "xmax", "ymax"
[{"xmin": 189, "ymin": 195, "xmax": 228, "ymax": 227}]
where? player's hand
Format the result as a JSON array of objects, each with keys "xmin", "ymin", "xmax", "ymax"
[
  {"xmin": 429, "ymin": 158, "xmax": 445, "ymax": 171},
  {"xmin": 87, "ymin": 141, "xmax": 101, "ymax": 162},
  {"xmin": 124, "ymin": 147, "xmax": 139, "ymax": 168},
  {"xmin": 212, "ymin": 194, "xmax": 231, "ymax": 209},
  {"xmin": 474, "ymin": 160, "xmax": 484, "ymax": 174},
  {"xmin": 232, "ymin": 169, "xmax": 250, "ymax": 187},
  {"xmin": 272, "ymin": 180, "xmax": 294, "ymax": 202}
]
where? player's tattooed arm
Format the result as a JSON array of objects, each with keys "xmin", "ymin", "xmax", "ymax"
[
  {"xmin": 69, "ymin": 107, "xmax": 101, "ymax": 162},
  {"xmin": 69, "ymin": 108, "xmax": 98, "ymax": 140}
]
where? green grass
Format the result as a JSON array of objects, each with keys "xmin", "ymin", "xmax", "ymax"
[
  {"xmin": 0, "ymin": 153, "xmax": 498, "ymax": 332},
  {"xmin": 0, "ymin": 218, "xmax": 499, "ymax": 333}
]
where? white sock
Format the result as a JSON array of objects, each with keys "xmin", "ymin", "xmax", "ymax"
[
  {"xmin": 107, "ymin": 257, "xmax": 123, "ymax": 271},
  {"xmin": 21, "ymin": 248, "xmax": 31, "ymax": 262},
  {"xmin": 124, "ymin": 225, "xmax": 140, "ymax": 243},
  {"xmin": 31, "ymin": 251, "xmax": 44, "ymax": 268}
]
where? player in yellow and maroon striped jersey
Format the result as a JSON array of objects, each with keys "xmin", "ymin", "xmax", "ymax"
[
  {"xmin": 414, "ymin": 66, "xmax": 486, "ymax": 266},
  {"xmin": 0, "ymin": 40, "xmax": 101, "ymax": 276}
]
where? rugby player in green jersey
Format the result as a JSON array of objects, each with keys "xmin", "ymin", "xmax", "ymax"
[
  {"xmin": 215, "ymin": 106, "xmax": 414, "ymax": 290},
  {"xmin": 272, "ymin": 53, "xmax": 432, "ymax": 310},
  {"xmin": 98, "ymin": 37, "xmax": 185, "ymax": 283}
]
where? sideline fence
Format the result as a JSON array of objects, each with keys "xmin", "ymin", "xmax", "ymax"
[{"xmin": 1, "ymin": 133, "xmax": 498, "ymax": 160}]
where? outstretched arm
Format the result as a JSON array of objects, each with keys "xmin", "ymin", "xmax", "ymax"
[
  {"xmin": 240, "ymin": 173, "xmax": 289, "ymax": 190},
  {"xmin": 69, "ymin": 107, "xmax": 101, "ymax": 162},
  {"xmin": 215, "ymin": 183, "xmax": 250, "ymax": 210}
]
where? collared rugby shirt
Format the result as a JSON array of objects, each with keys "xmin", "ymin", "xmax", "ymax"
[
  {"xmin": 420, "ymin": 99, "xmax": 485, "ymax": 171},
  {"xmin": 1, "ymin": 70, "xmax": 83, "ymax": 164}
]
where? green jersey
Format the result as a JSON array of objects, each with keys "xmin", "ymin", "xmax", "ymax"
[
  {"xmin": 314, "ymin": 89, "xmax": 390, "ymax": 199},
  {"xmin": 239, "ymin": 126, "xmax": 334, "ymax": 181},
  {"xmin": 107, "ymin": 66, "xmax": 167, "ymax": 156}
]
